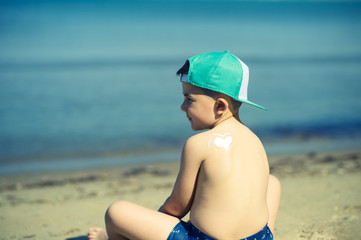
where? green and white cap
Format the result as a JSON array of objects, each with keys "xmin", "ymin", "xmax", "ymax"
[{"xmin": 180, "ymin": 51, "xmax": 267, "ymax": 110}]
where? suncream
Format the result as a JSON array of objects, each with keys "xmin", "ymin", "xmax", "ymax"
[{"xmin": 208, "ymin": 133, "xmax": 233, "ymax": 151}]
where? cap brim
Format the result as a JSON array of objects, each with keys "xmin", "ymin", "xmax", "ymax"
[{"xmin": 240, "ymin": 99, "xmax": 267, "ymax": 111}]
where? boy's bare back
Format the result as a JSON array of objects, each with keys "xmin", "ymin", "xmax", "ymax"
[{"xmin": 177, "ymin": 119, "xmax": 269, "ymax": 239}]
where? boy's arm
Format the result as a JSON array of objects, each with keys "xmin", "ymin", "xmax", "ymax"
[{"xmin": 159, "ymin": 135, "xmax": 204, "ymax": 219}]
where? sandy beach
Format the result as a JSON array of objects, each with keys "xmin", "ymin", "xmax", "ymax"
[{"xmin": 0, "ymin": 148, "xmax": 360, "ymax": 240}]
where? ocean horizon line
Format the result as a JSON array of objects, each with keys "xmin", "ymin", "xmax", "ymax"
[{"xmin": 1, "ymin": 53, "xmax": 361, "ymax": 71}]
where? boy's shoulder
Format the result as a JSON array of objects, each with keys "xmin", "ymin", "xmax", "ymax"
[
  {"xmin": 184, "ymin": 131, "xmax": 210, "ymax": 150},
  {"xmin": 186, "ymin": 129, "xmax": 220, "ymax": 144},
  {"xmin": 185, "ymin": 123, "xmax": 263, "ymax": 151},
  {"xmin": 183, "ymin": 128, "xmax": 234, "ymax": 153},
  {"xmin": 182, "ymin": 131, "xmax": 214, "ymax": 157},
  {"xmin": 183, "ymin": 125, "xmax": 266, "ymax": 165}
]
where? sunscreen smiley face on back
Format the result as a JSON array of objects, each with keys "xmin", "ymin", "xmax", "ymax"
[{"xmin": 208, "ymin": 133, "xmax": 233, "ymax": 151}]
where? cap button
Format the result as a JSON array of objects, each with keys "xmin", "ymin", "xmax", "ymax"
[{"xmin": 225, "ymin": 50, "xmax": 230, "ymax": 53}]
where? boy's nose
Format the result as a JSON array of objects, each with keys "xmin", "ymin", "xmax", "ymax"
[{"xmin": 180, "ymin": 102, "xmax": 186, "ymax": 112}]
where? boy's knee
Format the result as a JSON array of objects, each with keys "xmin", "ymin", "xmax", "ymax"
[
  {"xmin": 267, "ymin": 175, "xmax": 281, "ymax": 204},
  {"xmin": 269, "ymin": 175, "xmax": 281, "ymax": 192},
  {"xmin": 105, "ymin": 200, "xmax": 131, "ymax": 223}
]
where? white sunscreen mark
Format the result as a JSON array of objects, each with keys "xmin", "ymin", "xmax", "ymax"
[{"xmin": 208, "ymin": 133, "xmax": 233, "ymax": 151}]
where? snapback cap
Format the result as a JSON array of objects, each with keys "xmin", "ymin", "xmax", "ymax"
[{"xmin": 180, "ymin": 51, "xmax": 267, "ymax": 110}]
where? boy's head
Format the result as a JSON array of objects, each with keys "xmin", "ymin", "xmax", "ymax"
[{"xmin": 177, "ymin": 51, "xmax": 266, "ymax": 111}]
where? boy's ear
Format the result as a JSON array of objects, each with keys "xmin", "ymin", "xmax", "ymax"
[{"xmin": 215, "ymin": 97, "xmax": 229, "ymax": 115}]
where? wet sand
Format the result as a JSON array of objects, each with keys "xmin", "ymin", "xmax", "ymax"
[{"xmin": 0, "ymin": 149, "xmax": 360, "ymax": 240}]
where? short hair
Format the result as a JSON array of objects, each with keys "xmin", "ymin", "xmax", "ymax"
[{"xmin": 177, "ymin": 60, "xmax": 242, "ymax": 111}]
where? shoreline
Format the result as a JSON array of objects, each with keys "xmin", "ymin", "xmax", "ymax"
[{"xmin": 0, "ymin": 148, "xmax": 360, "ymax": 239}]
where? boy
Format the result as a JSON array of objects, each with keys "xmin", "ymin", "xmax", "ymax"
[{"xmin": 88, "ymin": 51, "xmax": 281, "ymax": 240}]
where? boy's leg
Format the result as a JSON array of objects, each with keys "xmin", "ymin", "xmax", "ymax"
[
  {"xmin": 267, "ymin": 174, "xmax": 281, "ymax": 233},
  {"xmin": 104, "ymin": 200, "xmax": 180, "ymax": 240}
]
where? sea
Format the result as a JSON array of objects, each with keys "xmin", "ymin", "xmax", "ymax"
[{"xmin": 0, "ymin": 0, "xmax": 361, "ymax": 175}]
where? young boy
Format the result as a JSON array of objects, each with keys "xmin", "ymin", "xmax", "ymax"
[{"xmin": 88, "ymin": 51, "xmax": 281, "ymax": 240}]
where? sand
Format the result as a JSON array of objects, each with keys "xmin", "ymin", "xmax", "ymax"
[{"xmin": 0, "ymin": 149, "xmax": 360, "ymax": 240}]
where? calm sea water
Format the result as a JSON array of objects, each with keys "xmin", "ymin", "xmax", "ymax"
[{"xmin": 1, "ymin": 0, "xmax": 361, "ymax": 174}]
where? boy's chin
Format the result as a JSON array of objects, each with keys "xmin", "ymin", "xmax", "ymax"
[
  {"xmin": 191, "ymin": 124, "xmax": 209, "ymax": 131},
  {"xmin": 190, "ymin": 124, "xmax": 199, "ymax": 131},
  {"xmin": 191, "ymin": 126, "xmax": 200, "ymax": 131}
]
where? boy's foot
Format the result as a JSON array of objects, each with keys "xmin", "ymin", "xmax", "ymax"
[{"xmin": 88, "ymin": 227, "xmax": 108, "ymax": 240}]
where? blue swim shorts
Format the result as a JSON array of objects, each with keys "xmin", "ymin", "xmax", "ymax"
[{"xmin": 167, "ymin": 221, "xmax": 273, "ymax": 240}]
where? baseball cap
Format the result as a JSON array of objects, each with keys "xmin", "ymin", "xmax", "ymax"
[{"xmin": 180, "ymin": 51, "xmax": 267, "ymax": 110}]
